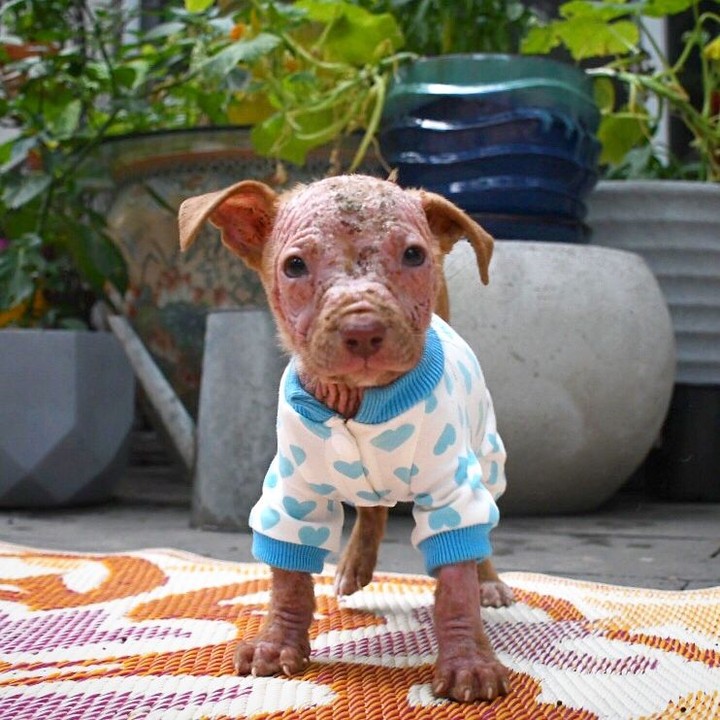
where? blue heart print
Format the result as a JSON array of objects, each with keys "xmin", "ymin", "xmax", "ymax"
[
  {"xmin": 487, "ymin": 461, "xmax": 500, "ymax": 486},
  {"xmin": 370, "ymin": 424, "xmax": 415, "ymax": 452},
  {"xmin": 283, "ymin": 496, "xmax": 317, "ymax": 520},
  {"xmin": 458, "ymin": 361, "xmax": 473, "ymax": 393},
  {"xmin": 299, "ymin": 525, "xmax": 331, "ymax": 547},
  {"xmin": 454, "ymin": 455, "xmax": 469, "ymax": 485},
  {"xmin": 333, "ymin": 460, "xmax": 366, "ymax": 479},
  {"xmin": 260, "ymin": 507, "xmax": 281, "ymax": 530},
  {"xmin": 488, "ymin": 433, "xmax": 501, "ymax": 453},
  {"xmin": 428, "ymin": 506, "xmax": 462, "ymax": 530},
  {"xmin": 264, "ymin": 469, "xmax": 279, "ymax": 489},
  {"xmin": 309, "ymin": 483, "xmax": 336, "ymax": 495},
  {"xmin": 290, "ymin": 445, "xmax": 307, "ymax": 466},
  {"xmin": 394, "ymin": 465, "xmax": 420, "ymax": 484},
  {"xmin": 425, "ymin": 393, "xmax": 438, "ymax": 414},
  {"xmin": 443, "ymin": 372, "xmax": 454, "ymax": 394},
  {"xmin": 278, "ymin": 453, "xmax": 294, "ymax": 478},
  {"xmin": 415, "ymin": 492, "xmax": 434, "ymax": 507},
  {"xmin": 356, "ymin": 489, "xmax": 392, "ymax": 502},
  {"xmin": 433, "ymin": 423, "xmax": 457, "ymax": 455},
  {"xmin": 299, "ymin": 415, "xmax": 332, "ymax": 440}
]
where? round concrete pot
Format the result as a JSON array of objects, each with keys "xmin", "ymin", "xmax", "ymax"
[{"xmin": 445, "ymin": 241, "xmax": 676, "ymax": 514}]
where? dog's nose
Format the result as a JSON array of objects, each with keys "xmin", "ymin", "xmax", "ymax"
[{"xmin": 340, "ymin": 317, "xmax": 386, "ymax": 358}]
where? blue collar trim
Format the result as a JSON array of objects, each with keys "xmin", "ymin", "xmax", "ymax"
[{"xmin": 285, "ymin": 325, "xmax": 444, "ymax": 425}]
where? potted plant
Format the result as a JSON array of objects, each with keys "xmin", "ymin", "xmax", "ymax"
[
  {"xmin": 522, "ymin": 0, "xmax": 720, "ymax": 499},
  {"xmin": 85, "ymin": 0, "xmax": 410, "ymax": 412},
  {"xmin": 364, "ymin": 0, "xmax": 602, "ymax": 243},
  {"xmin": 0, "ymin": 0, "xmax": 137, "ymax": 505}
]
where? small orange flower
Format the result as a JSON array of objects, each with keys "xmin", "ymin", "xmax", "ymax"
[{"xmin": 230, "ymin": 22, "xmax": 246, "ymax": 41}]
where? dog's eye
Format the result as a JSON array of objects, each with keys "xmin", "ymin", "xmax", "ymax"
[
  {"xmin": 402, "ymin": 245, "xmax": 426, "ymax": 267},
  {"xmin": 283, "ymin": 255, "xmax": 308, "ymax": 278}
]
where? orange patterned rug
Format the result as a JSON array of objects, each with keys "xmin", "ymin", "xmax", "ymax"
[{"xmin": 1, "ymin": 541, "xmax": 719, "ymax": 719}]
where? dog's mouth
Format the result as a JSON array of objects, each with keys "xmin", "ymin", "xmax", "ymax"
[{"xmin": 306, "ymin": 304, "xmax": 425, "ymax": 388}]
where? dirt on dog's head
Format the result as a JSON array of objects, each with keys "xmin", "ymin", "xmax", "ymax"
[{"xmin": 178, "ymin": 174, "xmax": 494, "ymax": 389}]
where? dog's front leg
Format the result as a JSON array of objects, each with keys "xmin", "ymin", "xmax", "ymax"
[
  {"xmin": 234, "ymin": 568, "xmax": 314, "ymax": 677},
  {"xmin": 433, "ymin": 561, "xmax": 511, "ymax": 702},
  {"xmin": 335, "ymin": 506, "xmax": 388, "ymax": 596}
]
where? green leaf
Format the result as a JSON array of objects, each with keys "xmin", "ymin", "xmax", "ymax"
[
  {"xmin": 642, "ymin": 0, "xmax": 696, "ymax": 18},
  {"xmin": 520, "ymin": 25, "xmax": 561, "ymax": 55},
  {"xmin": 145, "ymin": 21, "xmax": 187, "ymax": 39},
  {"xmin": 704, "ymin": 35, "xmax": 720, "ymax": 61},
  {"xmin": 593, "ymin": 77, "xmax": 616, "ymax": 113},
  {"xmin": 557, "ymin": 17, "xmax": 639, "ymax": 59},
  {"xmin": 2, "ymin": 174, "xmax": 52, "ymax": 209},
  {"xmin": 62, "ymin": 222, "xmax": 128, "ymax": 294},
  {"xmin": 298, "ymin": 0, "xmax": 404, "ymax": 65},
  {"xmin": 197, "ymin": 33, "xmax": 281, "ymax": 78},
  {"xmin": 185, "ymin": 0, "xmax": 215, "ymax": 12},
  {"xmin": 597, "ymin": 108, "xmax": 650, "ymax": 164},
  {"xmin": 251, "ymin": 108, "xmax": 336, "ymax": 165},
  {"xmin": 0, "ymin": 135, "xmax": 36, "ymax": 174},
  {"xmin": 48, "ymin": 99, "xmax": 82, "ymax": 139}
]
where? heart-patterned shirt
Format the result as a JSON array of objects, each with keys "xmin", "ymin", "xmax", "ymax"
[{"xmin": 249, "ymin": 315, "xmax": 507, "ymax": 576}]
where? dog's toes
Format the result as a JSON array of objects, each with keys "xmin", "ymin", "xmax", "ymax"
[
  {"xmin": 334, "ymin": 559, "xmax": 374, "ymax": 597},
  {"xmin": 433, "ymin": 651, "xmax": 510, "ymax": 703},
  {"xmin": 233, "ymin": 641, "xmax": 259, "ymax": 675},
  {"xmin": 478, "ymin": 580, "xmax": 515, "ymax": 608},
  {"xmin": 233, "ymin": 639, "xmax": 309, "ymax": 678}
]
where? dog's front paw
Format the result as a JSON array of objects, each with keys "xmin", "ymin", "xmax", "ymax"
[
  {"xmin": 234, "ymin": 637, "xmax": 310, "ymax": 678},
  {"xmin": 334, "ymin": 553, "xmax": 376, "ymax": 596},
  {"xmin": 433, "ymin": 647, "xmax": 511, "ymax": 703},
  {"xmin": 478, "ymin": 579, "xmax": 515, "ymax": 608}
]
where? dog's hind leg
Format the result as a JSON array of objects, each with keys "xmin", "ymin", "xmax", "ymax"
[
  {"xmin": 476, "ymin": 558, "xmax": 515, "ymax": 607},
  {"xmin": 335, "ymin": 506, "xmax": 388, "ymax": 596}
]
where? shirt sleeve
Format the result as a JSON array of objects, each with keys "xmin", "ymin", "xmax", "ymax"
[{"xmin": 249, "ymin": 451, "xmax": 344, "ymax": 574}]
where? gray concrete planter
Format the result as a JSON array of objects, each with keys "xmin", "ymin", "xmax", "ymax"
[
  {"xmin": 587, "ymin": 181, "xmax": 720, "ymax": 500},
  {"xmin": 446, "ymin": 241, "xmax": 676, "ymax": 515},
  {"xmin": 587, "ymin": 180, "xmax": 720, "ymax": 386},
  {"xmin": 0, "ymin": 330, "xmax": 135, "ymax": 507}
]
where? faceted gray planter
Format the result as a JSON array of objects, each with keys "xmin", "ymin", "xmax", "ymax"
[
  {"xmin": 0, "ymin": 330, "xmax": 135, "ymax": 507},
  {"xmin": 446, "ymin": 241, "xmax": 676, "ymax": 515},
  {"xmin": 587, "ymin": 180, "xmax": 720, "ymax": 386}
]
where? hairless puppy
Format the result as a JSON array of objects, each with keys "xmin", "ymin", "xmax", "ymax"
[{"xmin": 178, "ymin": 174, "xmax": 514, "ymax": 703}]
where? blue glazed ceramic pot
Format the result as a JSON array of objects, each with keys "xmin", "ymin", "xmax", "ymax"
[{"xmin": 381, "ymin": 54, "xmax": 601, "ymax": 240}]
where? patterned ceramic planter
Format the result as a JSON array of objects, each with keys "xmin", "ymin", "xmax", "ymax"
[{"xmin": 102, "ymin": 128, "xmax": 383, "ymax": 415}]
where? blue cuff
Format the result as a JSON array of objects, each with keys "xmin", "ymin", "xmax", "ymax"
[
  {"xmin": 252, "ymin": 532, "xmax": 329, "ymax": 574},
  {"xmin": 417, "ymin": 523, "xmax": 494, "ymax": 576}
]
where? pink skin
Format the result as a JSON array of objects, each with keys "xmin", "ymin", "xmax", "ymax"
[
  {"xmin": 179, "ymin": 175, "xmax": 512, "ymax": 702},
  {"xmin": 266, "ymin": 177, "xmax": 438, "ymax": 392}
]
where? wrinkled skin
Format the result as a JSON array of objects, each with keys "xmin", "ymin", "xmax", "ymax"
[{"xmin": 179, "ymin": 175, "xmax": 513, "ymax": 703}]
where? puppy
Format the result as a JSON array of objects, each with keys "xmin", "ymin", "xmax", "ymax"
[{"xmin": 178, "ymin": 174, "xmax": 513, "ymax": 703}]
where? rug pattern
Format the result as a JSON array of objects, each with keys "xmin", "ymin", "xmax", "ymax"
[{"xmin": 0, "ymin": 542, "xmax": 719, "ymax": 719}]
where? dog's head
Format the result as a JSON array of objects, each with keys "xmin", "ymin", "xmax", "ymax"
[{"xmin": 178, "ymin": 175, "xmax": 492, "ymax": 389}]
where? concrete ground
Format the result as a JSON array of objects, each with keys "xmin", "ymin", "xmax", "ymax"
[{"xmin": 1, "ymin": 427, "xmax": 719, "ymax": 592}]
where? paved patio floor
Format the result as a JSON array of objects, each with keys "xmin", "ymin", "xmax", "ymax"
[{"xmin": 2, "ymin": 428, "xmax": 719, "ymax": 592}]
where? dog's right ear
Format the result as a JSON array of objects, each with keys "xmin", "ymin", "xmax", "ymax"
[{"xmin": 178, "ymin": 180, "xmax": 278, "ymax": 271}]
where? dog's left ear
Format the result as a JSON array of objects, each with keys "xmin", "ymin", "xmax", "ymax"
[{"xmin": 416, "ymin": 190, "xmax": 494, "ymax": 285}]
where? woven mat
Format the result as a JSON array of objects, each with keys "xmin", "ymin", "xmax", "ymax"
[{"xmin": 1, "ymin": 543, "xmax": 719, "ymax": 720}]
